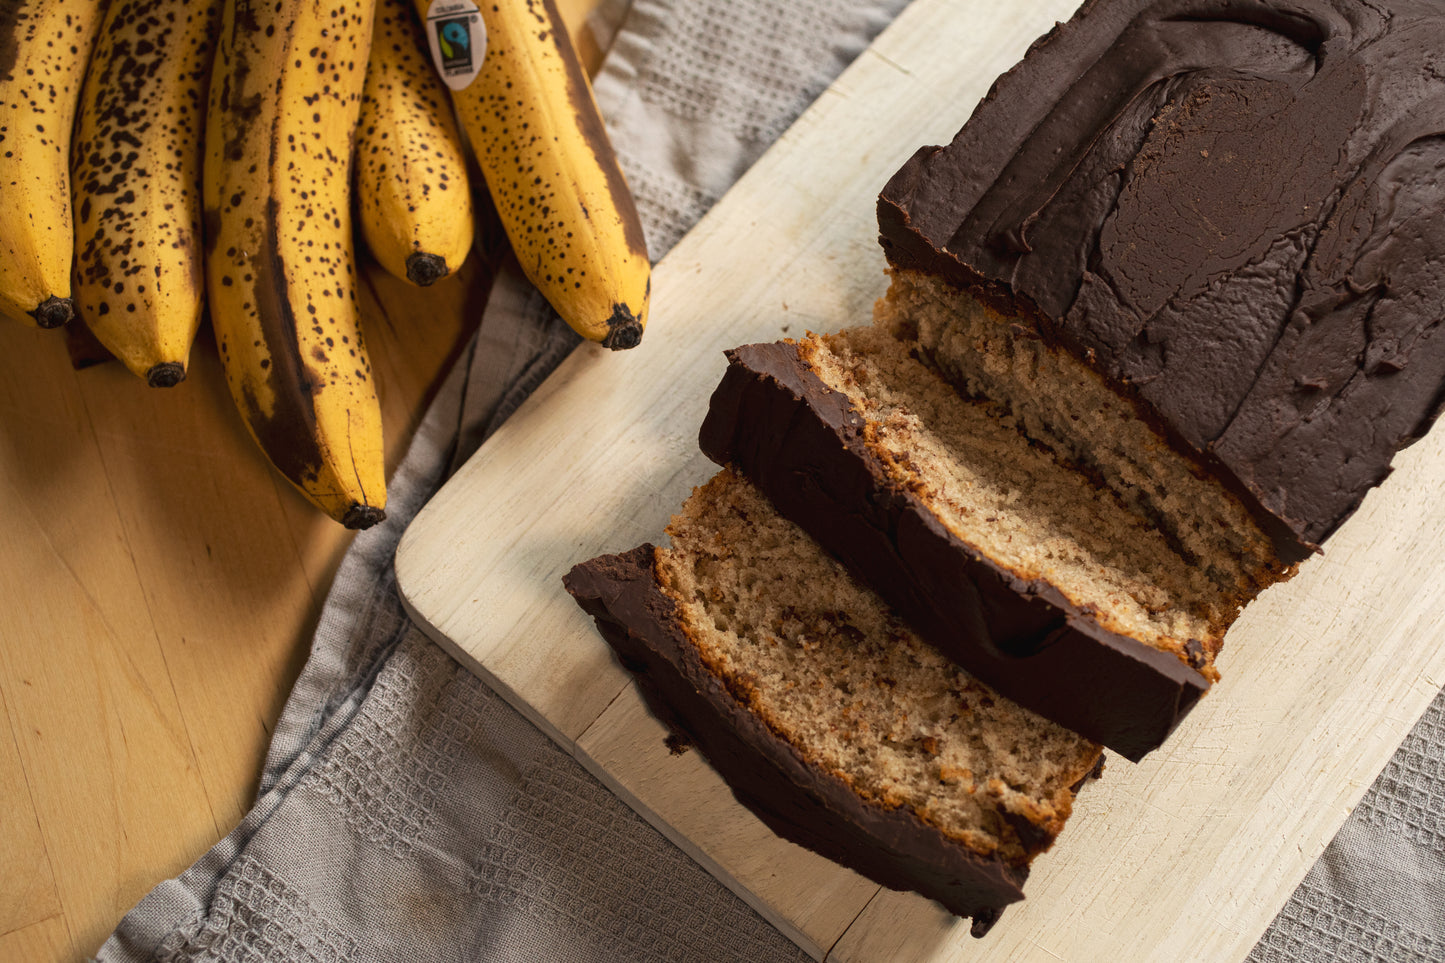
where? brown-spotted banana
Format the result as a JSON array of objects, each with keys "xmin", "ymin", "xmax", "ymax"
[
  {"xmin": 204, "ymin": 0, "xmax": 386, "ymax": 529},
  {"xmin": 414, "ymin": 0, "xmax": 650, "ymax": 349},
  {"xmin": 71, "ymin": 0, "xmax": 223, "ymax": 386},
  {"xmin": 0, "ymin": 0, "xmax": 105, "ymax": 328},
  {"xmin": 356, "ymin": 0, "xmax": 475, "ymax": 286}
]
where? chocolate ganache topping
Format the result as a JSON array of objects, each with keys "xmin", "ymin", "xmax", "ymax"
[{"xmin": 879, "ymin": 0, "xmax": 1445, "ymax": 553}]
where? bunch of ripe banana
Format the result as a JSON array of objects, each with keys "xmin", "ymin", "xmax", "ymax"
[{"xmin": 0, "ymin": 0, "xmax": 650, "ymax": 528}]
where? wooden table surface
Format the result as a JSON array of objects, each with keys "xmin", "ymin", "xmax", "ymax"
[{"xmin": 0, "ymin": 3, "xmax": 601, "ymax": 958}]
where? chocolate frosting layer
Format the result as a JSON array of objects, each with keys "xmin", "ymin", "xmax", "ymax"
[
  {"xmin": 563, "ymin": 545, "xmax": 1034, "ymax": 928},
  {"xmin": 878, "ymin": 0, "xmax": 1445, "ymax": 555},
  {"xmin": 700, "ymin": 341, "xmax": 1209, "ymax": 761}
]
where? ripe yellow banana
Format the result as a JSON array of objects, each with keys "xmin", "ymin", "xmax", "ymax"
[
  {"xmin": 71, "ymin": 0, "xmax": 222, "ymax": 386},
  {"xmin": 0, "ymin": 0, "xmax": 105, "ymax": 327},
  {"xmin": 357, "ymin": 0, "xmax": 475, "ymax": 286},
  {"xmin": 204, "ymin": 0, "xmax": 386, "ymax": 529},
  {"xmin": 414, "ymin": 0, "xmax": 650, "ymax": 349}
]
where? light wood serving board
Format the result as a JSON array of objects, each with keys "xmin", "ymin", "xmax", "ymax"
[{"xmin": 395, "ymin": 0, "xmax": 1445, "ymax": 958}]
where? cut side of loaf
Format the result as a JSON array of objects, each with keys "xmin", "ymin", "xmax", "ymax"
[
  {"xmin": 702, "ymin": 328, "xmax": 1233, "ymax": 759},
  {"xmin": 564, "ymin": 468, "xmax": 1103, "ymax": 930},
  {"xmin": 876, "ymin": 268, "xmax": 1290, "ymax": 598}
]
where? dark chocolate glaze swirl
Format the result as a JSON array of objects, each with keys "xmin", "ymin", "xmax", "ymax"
[{"xmin": 879, "ymin": 0, "xmax": 1445, "ymax": 554}]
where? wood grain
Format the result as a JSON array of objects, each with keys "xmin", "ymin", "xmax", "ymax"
[
  {"xmin": 0, "ymin": 915, "xmax": 76, "ymax": 963},
  {"xmin": 0, "ymin": 269, "xmax": 486, "ymax": 960},
  {"xmin": 0, "ymin": 683, "xmax": 61, "ymax": 937},
  {"xmin": 394, "ymin": 0, "xmax": 1445, "ymax": 960},
  {"xmin": 0, "ymin": 249, "xmax": 486, "ymax": 954}
]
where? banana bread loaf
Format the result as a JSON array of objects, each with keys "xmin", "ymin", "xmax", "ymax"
[
  {"xmin": 566, "ymin": 0, "xmax": 1445, "ymax": 930},
  {"xmin": 704, "ymin": 0, "xmax": 1445, "ymax": 757}
]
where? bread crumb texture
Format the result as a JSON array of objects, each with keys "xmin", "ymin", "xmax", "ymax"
[
  {"xmin": 803, "ymin": 283, "xmax": 1294, "ymax": 675},
  {"xmin": 658, "ymin": 469, "xmax": 1101, "ymax": 864},
  {"xmin": 877, "ymin": 271, "xmax": 1287, "ymax": 595}
]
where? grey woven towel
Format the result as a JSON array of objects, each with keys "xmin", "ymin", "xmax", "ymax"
[
  {"xmin": 96, "ymin": 1, "xmax": 1444, "ymax": 961},
  {"xmin": 1248, "ymin": 691, "xmax": 1445, "ymax": 963}
]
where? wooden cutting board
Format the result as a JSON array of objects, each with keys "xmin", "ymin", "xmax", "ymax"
[{"xmin": 394, "ymin": 0, "xmax": 1445, "ymax": 958}]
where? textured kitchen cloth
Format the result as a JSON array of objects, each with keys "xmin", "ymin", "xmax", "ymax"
[
  {"xmin": 96, "ymin": 0, "xmax": 1445, "ymax": 960},
  {"xmin": 1248, "ymin": 692, "xmax": 1445, "ymax": 963},
  {"xmin": 96, "ymin": 2, "xmax": 904, "ymax": 962}
]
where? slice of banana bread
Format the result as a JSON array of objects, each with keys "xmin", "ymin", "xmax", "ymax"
[
  {"xmin": 703, "ymin": 328, "xmax": 1236, "ymax": 759},
  {"xmin": 564, "ymin": 468, "xmax": 1103, "ymax": 931}
]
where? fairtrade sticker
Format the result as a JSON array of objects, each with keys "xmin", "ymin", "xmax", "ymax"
[{"xmin": 425, "ymin": 0, "xmax": 486, "ymax": 91}]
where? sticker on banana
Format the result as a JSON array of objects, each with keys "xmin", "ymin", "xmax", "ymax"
[
  {"xmin": 204, "ymin": 0, "xmax": 387, "ymax": 528},
  {"xmin": 356, "ymin": 0, "xmax": 475, "ymax": 287},
  {"xmin": 416, "ymin": 0, "xmax": 650, "ymax": 349}
]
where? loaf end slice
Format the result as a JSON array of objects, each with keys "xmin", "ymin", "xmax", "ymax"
[{"xmin": 564, "ymin": 470, "xmax": 1102, "ymax": 929}]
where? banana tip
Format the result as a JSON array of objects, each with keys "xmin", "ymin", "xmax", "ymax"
[
  {"xmin": 341, "ymin": 504, "xmax": 387, "ymax": 530},
  {"xmin": 405, "ymin": 252, "xmax": 449, "ymax": 286},
  {"xmin": 147, "ymin": 362, "xmax": 187, "ymax": 388},
  {"xmin": 32, "ymin": 296, "xmax": 75, "ymax": 329},
  {"xmin": 601, "ymin": 304, "xmax": 644, "ymax": 351}
]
